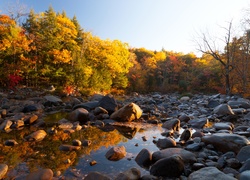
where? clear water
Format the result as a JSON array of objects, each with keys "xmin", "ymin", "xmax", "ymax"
[
  {"xmin": 64, "ymin": 125, "xmax": 164, "ymax": 178},
  {"xmin": 1, "ymin": 111, "xmax": 165, "ymax": 179}
]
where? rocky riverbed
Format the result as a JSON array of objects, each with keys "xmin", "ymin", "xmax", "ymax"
[{"xmin": 1, "ymin": 88, "xmax": 250, "ymax": 179}]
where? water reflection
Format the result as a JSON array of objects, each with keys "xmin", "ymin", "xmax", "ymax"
[
  {"xmin": 65, "ymin": 125, "xmax": 164, "ymax": 179},
  {"xmin": 0, "ymin": 112, "xmax": 165, "ymax": 178}
]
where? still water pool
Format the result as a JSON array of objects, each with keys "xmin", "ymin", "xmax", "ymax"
[
  {"xmin": 64, "ymin": 125, "xmax": 164, "ymax": 178},
  {"xmin": 0, "ymin": 112, "xmax": 166, "ymax": 179}
]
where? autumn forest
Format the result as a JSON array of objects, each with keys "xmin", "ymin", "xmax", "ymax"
[{"xmin": 1, "ymin": 6, "xmax": 250, "ymax": 96}]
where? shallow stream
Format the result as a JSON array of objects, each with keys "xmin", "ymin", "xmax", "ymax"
[{"xmin": 0, "ymin": 112, "xmax": 166, "ymax": 178}]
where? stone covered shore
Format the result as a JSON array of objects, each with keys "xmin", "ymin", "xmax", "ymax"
[{"xmin": 1, "ymin": 88, "xmax": 250, "ymax": 179}]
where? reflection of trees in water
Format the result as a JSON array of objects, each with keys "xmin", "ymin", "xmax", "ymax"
[{"xmin": 0, "ymin": 126, "xmax": 125, "ymax": 174}]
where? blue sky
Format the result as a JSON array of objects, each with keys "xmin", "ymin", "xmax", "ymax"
[{"xmin": 0, "ymin": 0, "xmax": 250, "ymax": 55}]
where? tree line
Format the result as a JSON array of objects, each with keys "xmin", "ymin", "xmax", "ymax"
[{"xmin": 0, "ymin": 6, "xmax": 250, "ymax": 96}]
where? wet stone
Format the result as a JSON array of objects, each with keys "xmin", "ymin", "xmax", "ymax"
[
  {"xmin": 239, "ymin": 170, "xmax": 250, "ymax": 180},
  {"xmin": 115, "ymin": 167, "xmax": 141, "ymax": 180},
  {"xmin": 135, "ymin": 148, "xmax": 152, "ymax": 168},
  {"xmin": 0, "ymin": 164, "xmax": 8, "ymax": 179},
  {"xmin": 85, "ymin": 171, "xmax": 111, "ymax": 180},
  {"xmin": 105, "ymin": 146, "xmax": 127, "ymax": 161},
  {"xmin": 72, "ymin": 139, "xmax": 81, "ymax": 146},
  {"xmin": 4, "ymin": 139, "xmax": 18, "ymax": 146},
  {"xmin": 59, "ymin": 144, "xmax": 81, "ymax": 151},
  {"xmin": 156, "ymin": 137, "xmax": 176, "ymax": 149},
  {"xmin": 202, "ymin": 133, "xmax": 250, "ymax": 153},
  {"xmin": 188, "ymin": 118, "xmax": 209, "ymax": 129},
  {"xmin": 239, "ymin": 158, "xmax": 250, "ymax": 173},
  {"xmin": 25, "ymin": 168, "xmax": 53, "ymax": 180},
  {"xmin": 237, "ymin": 146, "xmax": 250, "ymax": 163},
  {"xmin": 150, "ymin": 155, "xmax": 184, "ymax": 177},
  {"xmin": 82, "ymin": 140, "xmax": 91, "ymax": 146},
  {"xmin": 188, "ymin": 167, "xmax": 236, "ymax": 180}
]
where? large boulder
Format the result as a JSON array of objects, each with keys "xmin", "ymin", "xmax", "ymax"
[
  {"xmin": 98, "ymin": 94, "xmax": 118, "ymax": 114},
  {"xmin": 188, "ymin": 167, "xmax": 236, "ymax": 180},
  {"xmin": 110, "ymin": 103, "xmax": 142, "ymax": 122},
  {"xmin": 152, "ymin": 148, "xmax": 196, "ymax": 164},
  {"xmin": 150, "ymin": 155, "xmax": 184, "ymax": 177},
  {"xmin": 202, "ymin": 133, "xmax": 250, "ymax": 153},
  {"xmin": 68, "ymin": 108, "xmax": 89, "ymax": 123}
]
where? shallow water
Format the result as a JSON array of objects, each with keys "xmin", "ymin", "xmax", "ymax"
[
  {"xmin": 64, "ymin": 125, "xmax": 164, "ymax": 178},
  {"xmin": 1, "ymin": 112, "xmax": 166, "ymax": 178}
]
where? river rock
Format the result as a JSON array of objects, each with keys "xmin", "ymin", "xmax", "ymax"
[
  {"xmin": 213, "ymin": 104, "xmax": 234, "ymax": 115},
  {"xmin": 113, "ymin": 123, "xmax": 141, "ymax": 139},
  {"xmin": 1, "ymin": 109, "xmax": 7, "ymax": 118},
  {"xmin": 25, "ymin": 130, "xmax": 47, "ymax": 142},
  {"xmin": 94, "ymin": 106, "xmax": 108, "ymax": 115},
  {"xmin": 180, "ymin": 96, "xmax": 190, "ymax": 101},
  {"xmin": 150, "ymin": 155, "xmax": 184, "ymax": 177},
  {"xmin": 25, "ymin": 168, "xmax": 53, "ymax": 180},
  {"xmin": 213, "ymin": 122, "xmax": 234, "ymax": 131},
  {"xmin": 239, "ymin": 170, "xmax": 250, "ymax": 180},
  {"xmin": 237, "ymin": 146, "xmax": 250, "ymax": 163},
  {"xmin": 179, "ymin": 114, "xmax": 190, "ymax": 122},
  {"xmin": 0, "ymin": 164, "xmax": 8, "ymax": 179},
  {"xmin": 85, "ymin": 171, "xmax": 111, "ymax": 180},
  {"xmin": 98, "ymin": 94, "xmax": 118, "ymax": 114},
  {"xmin": 110, "ymin": 103, "xmax": 142, "ymax": 122},
  {"xmin": 11, "ymin": 119, "xmax": 24, "ymax": 129},
  {"xmin": 4, "ymin": 139, "xmax": 18, "ymax": 146},
  {"xmin": 24, "ymin": 114, "xmax": 38, "ymax": 124},
  {"xmin": 82, "ymin": 140, "xmax": 92, "ymax": 146},
  {"xmin": 140, "ymin": 175, "xmax": 158, "ymax": 180},
  {"xmin": 22, "ymin": 105, "xmax": 38, "ymax": 113},
  {"xmin": 59, "ymin": 144, "xmax": 81, "ymax": 151},
  {"xmin": 105, "ymin": 146, "xmax": 126, "ymax": 161},
  {"xmin": 188, "ymin": 118, "xmax": 209, "ymax": 129},
  {"xmin": 73, "ymin": 101, "xmax": 99, "ymax": 111},
  {"xmin": 135, "ymin": 148, "xmax": 152, "ymax": 168},
  {"xmin": 188, "ymin": 167, "xmax": 236, "ymax": 180},
  {"xmin": 0, "ymin": 120, "xmax": 13, "ymax": 131},
  {"xmin": 202, "ymin": 133, "xmax": 250, "ymax": 153},
  {"xmin": 156, "ymin": 137, "xmax": 176, "ymax": 149},
  {"xmin": 162, "ymin": 119, "xmax": 180, "ymax": 131},
  {"xmin": 44, "ymin": 95, "xmax": 62, "ymax": 106},
  {"xmin": 180, "ymin": 128, "xmax": 192, "ymax": 142},
  {"xmin": 152, "ymin": 147, "xmax": 197, "ymax": 164},
  {"xmin": 228, "ymin": 100, "xmax": 250, "ymax": 109},
  {"xmin": 207, "ymin": 100, "xmax": 220, "ymax": 108},
  {"xmin": 68, "ymin": 108, "xmax": 89, "ymax": 123},
  {"xmin": 240, "ymin": 160, "xmax": 250, "ymax": 173},
  {"xmin": 115, "ymin": 167, "xmax": 141, "ymax": 180},
  {"xmin": 72, "ymin": 139, "xmax": 82, "ymax": 146},
  {"xmin": 244, "ymin": 112, "xmax": 250, "ymax": 121}
]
